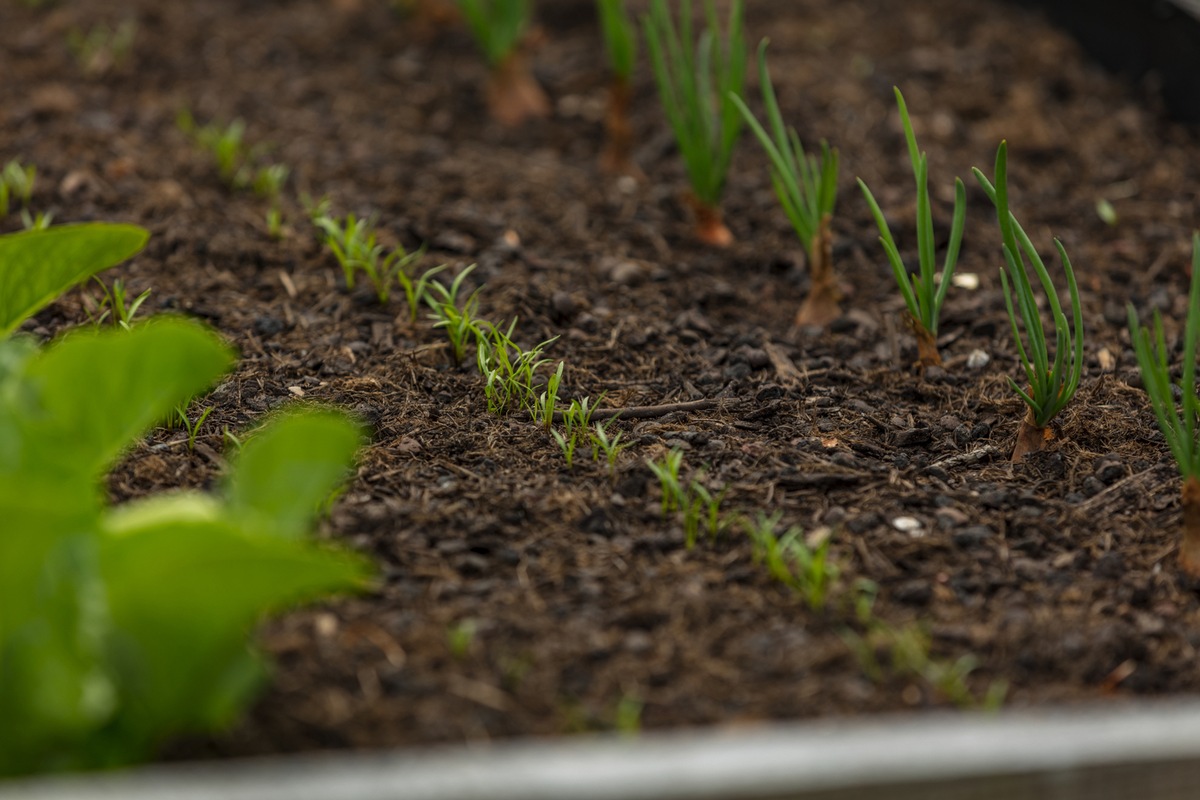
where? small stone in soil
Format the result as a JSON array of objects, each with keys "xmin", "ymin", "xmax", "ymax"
[
  {"xmin": 966, "ymin": 349, "xmax": 990, "ymax": 369},
  {"xmin": 892, "ymin": 516, "xmax": 923, "ymax": 535}
]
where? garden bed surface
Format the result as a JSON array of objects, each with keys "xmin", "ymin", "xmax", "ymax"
[{"xmin": 5, "ymin": 0, "xmax": 1200, "ymax": 759}]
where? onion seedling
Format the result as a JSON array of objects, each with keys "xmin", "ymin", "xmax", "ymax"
[
  {"xmin": 311, "ymin": 208, "xmax": 436, "ymax": 308},
  {"xmin": 859, "ymin": 88, "xmax": 966, "ymax": 366},
  {"xmin": 455, "ymin": 0, "xmax": 549, "ymax": 127},
  {"xmin": 597, "ymin": 0, "xmax": 640, "ymax": 176},
  {"xmin": 643, "ymin": 0, "xmax": 746, "ymax": 246},
  {"xmin": 733, "ymin": 40, "xmax": 840, "ymax": 327},
  {"xmin": 972, "ymin": 141, "xmax": 1083, "ymax": 462},
  {"xmin": 1128, "ymin": 233, "xmax": 1200, "ymax": 575}
]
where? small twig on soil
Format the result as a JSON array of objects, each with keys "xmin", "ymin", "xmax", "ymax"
[
  {"xmin": 551, "ymin": 397, "xmax": 725, "ymax": 423},
  {"xmin": 928, "ymin": 445, "xmax": 1002, "ymax": 472},
  {"xmin": 1073, "ymin": 464, "xmax": 1174, "ymax": 514}
]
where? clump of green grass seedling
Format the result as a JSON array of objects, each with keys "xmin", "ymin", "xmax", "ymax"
[
  {"xmin": 253, "ymin": 164, "xmax": 289, "ymax": 239},
  {"xmin": 859, "ymin": 88, "xmax": 965, "ymax": 367},
  {"xmin": 0, "ymin": 318, "xmax": 370, "ymax": 777},
  {"xmin": 972, "ymin": 141, "xmax": 1083, "ymax": 462},
  {"xmin": 476, "ymin": 319, "xmax": 559, "ymax": 413},
  {"xmin": 589, "ymin": 420, "xmax": 629, "ymax": 477},
  {"xmin": 1128, "ymin": 233, "xmax": 1200, "ymax": 575},
  {"xmin": 0, "ymin": 159, "xmax": 35, "ymax": 220},
  {"xmin": 842, "ymin": 593, "xmax": 1007, "ymax": 711},
  {"xmin": 178, "ymin": 112, "xmax": 254, "ymax": 188},
  {"xmin": 0, "ymin": 223, "xmax": 148, "ymax": 338},
  {"xmin": 447, "ymin": 618, "xmax": 478, "ymax": 659},
  {"xmin": 532, "ymin": 361, "xmax": 565, "ymax": 428},
  {"xmin": 551, "ymin": 395, "xmax": 604, "ymax": 468},
  {"xmin": 597, "ymin": 0, "xmax": 640, "ymax": 176},
  {"xmin": 682, "ymin": 476, "xmax": 725, "ymax": 547},
  {"xmin": 426, "ymin": 264, "xmax": 485, "ymax": 366},
  {"xmin": 67, "ymin": 19, "xmax": 136, "ymax": 76},
  {"xmin": 20, "ymin": 210, "xmax": 54, "ymax": 231},
  {"xmin": 174, "ymin": 403, "xmax": 215, "ymax": 452},
  {"xmin": 742, "ymin": 511, "xmax": 836, "ymax": 610},
  {"xmin": 84, "ymin": 277, "xmax": 151, "ymax": 330},
  {"xmin": 647, "ymin": 447, "xmax": 686, "ymax": 517},
  {"xmin": 733, "ymin": 41, "xmax": 840, "ymax": 327},
  {"xmin": 643, "ymin": 0, "xmax": 746, "ymax": 247},
  {"xmin": 311, "ymin": 208, "xmax": 438, "ymax": 309},
  {"xmin": 455, "ymin": 0, "xmax": 548, "ymax": 127}
]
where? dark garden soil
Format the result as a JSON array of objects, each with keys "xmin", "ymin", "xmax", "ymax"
[{"xmin": 6, "ymin": 0, "xmax": 1200, "ymax": 759}]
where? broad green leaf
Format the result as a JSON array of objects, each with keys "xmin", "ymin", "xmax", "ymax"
[
  {"xmin": 22, "ymin": 318, "xmax": 235, "ymax": 479},
  {"xmin": 0, "ymin": 535, "xmax": 115, "ymax": 776},
  {"xmin": 0, "ymin": 224, "xmax": 148, "ymax": 338},
  {"xmin": 99, "ymin": 504, "xmax": 369, "ymax": 742},
  {"xmin": 227, "ymin": 408, "xmax": 365, "ymax": 540}
]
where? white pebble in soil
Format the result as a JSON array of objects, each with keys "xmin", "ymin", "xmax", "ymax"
[
  {"xmin": 892, "ymin": 516, "xmax": 925, "ymax": 538},
  {"xmin": 967, "ymin": 349, "xmax": 990, "ymax": 369}
]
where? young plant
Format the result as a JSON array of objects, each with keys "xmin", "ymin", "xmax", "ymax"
[
  {"xmin": 531, "ymin": 361, "xmax": 565, "ymax": 428},
  {"xmin": 0, "ymin": 223, "xmax": 148, "ymax": 338},
  {"xmin": 311, "ymin": 209, "xmax": 431, "ymax": 306},
  {"xmin": 426, "ymin": 264, "xmax": 484, "ymax": 366},
  {"xmin": 646, "ymin": 447, "xmax": 686, "ymax": 517},
  {"xmin": 859, "ymin": 88, "xmax": 966, "ymax": 366},
  {"xmin": 174, "ymin": 404, "xmax": 215, "ymax": 452},
  {"xmin": 178, "ymin": 113, "xmax": 253, "ymax": 189},
  {"xmin": 20, "ymin": 210, "xmax": 54, "ymax": 231},
  {"xmin": 972, "ymin": 141, "xmax": 1083, "ymax": 462},
  {"xmin": 67, "ymin": 19, "xmax": 137, "ymax": 76},
  {"xmin": 683, "ymin": 478, "xmax": 725, "ymax": 548},
  {"xmin": 742, "ymin": 511, "xmax": 836, "ymax": 611},
  {"xmin": 455, "ymin": 0, "xmax": 549, "ymax": 127},
  {"xmin": 0, "ymin": 159, "xmax": 36, "ymax": 219},
  {"xmin": 597, "ymin": 0, "xmax": 640, "ymax": 176},
  {"xmin": 733, "ymin": 40, "xmax": 840, "ymax": 327},
  {"xmin": 253, "ymin": 164, "xmax": 289, "ymax": 239},
  {"xmin": 643, "ymin": 0, "xmax": 746, "ymax": 246},
  {"xmin": 0, "ymin": 318, "xmax": 370, "ymax": 776},
  {"xmin": 589, "ymin": 420, "xmax": 628, "ymax": 476},
  {"xmin": 551, "ymin": 427, "xmax": 579, "ymax": 468},
  {"xmin": 86, "ymin": 277, "xmax": 151, "ymax": 330},
  {"xmin": 1128, "ymin": 233, "xmax": 1200, "ymax": 575}
]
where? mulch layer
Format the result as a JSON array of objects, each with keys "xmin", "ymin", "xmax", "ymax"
[{"xmin": 5, "ymin": 0, "xmax": 1200, "ymax": 758}]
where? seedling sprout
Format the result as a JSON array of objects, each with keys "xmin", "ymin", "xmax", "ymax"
[
  {"xmin": 733, "ymin": 40, "xmax": 840, "ymax": 326},
  {"xmin": 643, "ymin": 0, "xmax": 746, "ymax": 246},
  {"xmin": 972, "ymin": 141, "xmax": 1083, "ymax": 462},
  {"xmin": 597, "ymin": 0, "xmax": 640, "ymax": 176},
  {"xmin": 1128, "ymin": 233, "xmax": 1200, "ymax": 575},
  {"xmin": 858, "ymin": 88, "xmax": 966, "ymax": 366},
  {"xmin": 455, "ymin": 0, "xmax": 549, "ymax": 127}
]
